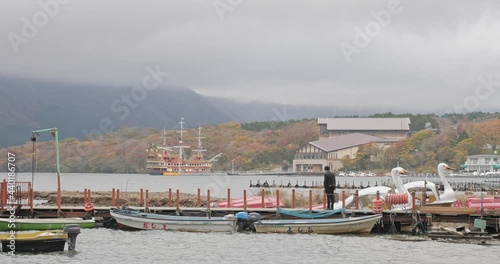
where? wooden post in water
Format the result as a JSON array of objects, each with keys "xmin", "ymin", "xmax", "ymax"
[
  {"xmin": 88, "ymin": 189, "xmax": 91, "ymax": 203},
  {"xmin": 197, "ymin": 188, "xmax": 201, "ymax": 207},
  {"xmin": 261, "ymin": 189, "xmax": 265, "ymax": 208},
  {"xmin": 207, "ymin": 190, "xmax": 211, "ymax": 210},
  {"xmin": 355, "ymin": 190, "xmax": 359, "ymax": 210},
  {"xmin": 276, "ymin": 190, "xmax": 280, "ymax": 209},
  {"xmin": 207, "ymin": 189, "xmax": 211, "ymax": 218},
  {"xmin": 168, "ymin": 188, "xmax": 172, "ymax": 207},
  {"xmin": 227, "ymin": 188, "xmax": 230, "ymax": 208},
  {"xmin": 145, "ymin": 190, "xmax": 149, "ymax": 211},
  {"xmin": 1, "ymin": 179, "xmax": 6, "ymax": 209},
  {"xmin": 309, "ymin": 190, "xmax": 312, "ymax": 212},
  {"xmin": 112, "ymin": 188, "xmax": 115, "ymax": 207},
  {"xmin": 116, "ymin": 189, "xmax": 120, "ymax": 207},
  {"xmin": 292, "ymin": 189, "xmax": 296, "ymax": 208},
  {"xmin": 176, "ymin": 189, "xmax": 180, "ymax": 210},
  {"xmin": 412, "ymin": 191, "xmax": 416, "ymax": 211},
  {"xmin": 342, "ymin": 191, "xmax": 346, "ymax": 208},
  {"xmin": 244, "ymin": 190, "xmax": 247, "ymax": 212},
  {"xmin": 84, "ymin": 188, "xmax": 88, "ymax": 204},
  {"xmin": 140, "ymin": 188, "xmax": 144, "ymax": 207},
  {"xmin": 28, "ymin": 182, "xmax": 33, "ymax": 212}
]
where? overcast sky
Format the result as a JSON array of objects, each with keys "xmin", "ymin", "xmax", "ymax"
[{"xmin": 1, "ymin": 0, "xmax": 499, "ymax": 113}]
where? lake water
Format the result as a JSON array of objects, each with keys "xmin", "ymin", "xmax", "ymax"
[
  {"xmin": 1, "ymin": 173, "xmax": 500, "ymax": 263},
  {"xmin": 1, "ymin": 228, "xmax": 499, "ymax": 264},
  {"xmin": 3, "ymin": 172, "xmax": 496, "ymax": 199}
]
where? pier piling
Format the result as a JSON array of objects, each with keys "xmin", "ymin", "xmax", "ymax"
[
  {"xmin": 342, "ymin": 191, "xmax": 346, "ymax": 208},
  {"xmin": 261, "ymin": 189, "xmax": 265, "ymax": 208},
  {"xmin": 197, "ymin": 188, "xmax": 201, "ymax": 207},
  {"xmin": 309, "ymin": 190, "xmax": 312, "ymax": 212},
  {"xmin": 145, "ymin": 190, "xmax": 149, "ymax": 211},
  {"xmin": 176, "ymin": 189, "xmax": 180, "ymax": 211},
  {"xmin": 244, "ymin": 190, "xmax": 247, "ymax": 212},
  {"xmin": 207, "ymin": 190, "xmax": 211, "ymax": 210},
  {"xmin": 355, "ymin": 190, "xmax": 359, "ymax": 210},
  {"xmin": 276, "ymin": 190, "xmax": 280, "ymax": 209},
  {"xmin": 116, "ymin": 189, "xmax": 120, "ymax": 207},
  {"xmin": 168, "ymin": 188, "xmax": 172, "ymax": 207}
]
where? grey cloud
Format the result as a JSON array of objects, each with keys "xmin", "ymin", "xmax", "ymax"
[{"xmin": 1, "ymin": 0, "xmax": 499, "ymax": 113}]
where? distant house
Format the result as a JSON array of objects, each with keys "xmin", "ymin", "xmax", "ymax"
[
  {"xmin": 292, "ymin": 133, "xmax": 397, "ymax": 172},
  {"xmin": 463, "ymin": 155, "xmax": 500, "ymax": 172},
  {"xmin": 317, "ymin": 117, "xmax": 411, "ymax": 139}
]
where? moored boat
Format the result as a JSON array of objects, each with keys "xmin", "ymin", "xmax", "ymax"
[
  {"xmin": 0, "ymin": 224, "xmax": 81, "ymax": 253},
  {"xmin": 110, "ymin": 208, "xmax": 237, "ymax": 233},
  {"xmin": 253, "ymin": 214, "xmax": 382, "ymax": 234},
  {"xmin": 0, "ymin": 217, "xmax": 96, "ymax": 231}
]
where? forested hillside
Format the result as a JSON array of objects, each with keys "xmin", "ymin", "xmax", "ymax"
[
  {"xmin": 342, "ymin": 118, "xmax": 499, "ymax": 173},
  {"xmin": 0, "ymin": 120, "xmax": 318, "ymax": 173},
  {"xmin": 0, "ymin": 115, "xmax": 498, "ymax": 174}
]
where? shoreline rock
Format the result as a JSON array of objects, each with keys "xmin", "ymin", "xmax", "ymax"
[{"xmin": 33, "ymin": 191, "xmax": 223, "ymax": 207}]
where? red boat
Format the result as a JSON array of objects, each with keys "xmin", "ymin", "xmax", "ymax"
[{"xmin": 464, "ymin": 196, "xmax": 500, "ymax": 213}]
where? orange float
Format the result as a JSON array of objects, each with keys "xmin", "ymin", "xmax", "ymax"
[{"xmin": 84, "ymin": 202, "xmax": 95, "ymax": 212}]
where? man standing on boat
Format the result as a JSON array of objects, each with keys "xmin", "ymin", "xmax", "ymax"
[{"xmin": 324, "ymin": 166, "xmax": 336, "ymax": 210}]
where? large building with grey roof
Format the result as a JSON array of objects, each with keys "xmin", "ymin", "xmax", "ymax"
[
  {"xmin": 292, "ymin": 117, "xmax": 410, "ymax": 172},
  {"xmin": 318, "ymin": 117, "xmax": 411, "ymax": 139},
  {"xmin": 292, "ymin": 133, "xmax": 397, "ymax": 172}
]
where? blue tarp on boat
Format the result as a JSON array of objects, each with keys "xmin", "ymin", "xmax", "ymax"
[{"xmin": 277, "ymin": 208, "xmax": 345, "ymax": 219}]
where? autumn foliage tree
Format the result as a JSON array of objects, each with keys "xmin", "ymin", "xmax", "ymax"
[{"xmin": 470, "ymin": 119, "xmax": 500, "ymax": 154}]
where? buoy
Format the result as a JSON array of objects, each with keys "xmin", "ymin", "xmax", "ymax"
[
  {"xmin": 371, "ymin": 198, "xmax": 384, "ymax": 213},
  {"xmin": 385, "ymin": 193, "xmax": 408, "ymax": 205},
  {"xmin": 84, "ymin": 202, "xmax": 95, "ymax": 212}
]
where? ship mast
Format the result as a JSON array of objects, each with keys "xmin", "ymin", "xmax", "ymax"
[
  {"xmin": 193, "ymin": 124, "xmax": 206, "ymax": 160},
  {"xmin": 173, "ymin": 118, "xmax": 190, "ymax": 173},
  {"xmin": 160, "ymin": 126, "xmax": 169, "ymax": 154}
]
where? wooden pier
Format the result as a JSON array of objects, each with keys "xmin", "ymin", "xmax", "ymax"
[
  {"xmin": 1, "ymin": 181, "xmax": 499, "ymax": 234},
  {"xmin": 2, "ymin": 204, "xmax": 499, "ymax": 234}
]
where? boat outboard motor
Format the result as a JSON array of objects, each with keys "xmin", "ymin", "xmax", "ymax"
[
  {"xmin": 63, "ymin": 224, "xmax": 81, "ymax": 251},
  {"xmin": 236, "ymin": 212, "xmax": 262, "ymax": 232}
]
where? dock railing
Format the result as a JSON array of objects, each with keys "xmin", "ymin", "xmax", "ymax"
[{"xmin": 0, "ymin": 180, "xmax": 33, "ymax": 212}]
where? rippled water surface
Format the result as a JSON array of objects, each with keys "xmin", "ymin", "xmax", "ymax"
[{"xmin": 1, "ymin": 229, "xmax": 499, "ymax": 264}]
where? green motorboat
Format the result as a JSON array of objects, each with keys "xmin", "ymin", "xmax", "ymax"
[{"xmin": 0, "ymin": 217, "xmax": 96, "ymax": 231}]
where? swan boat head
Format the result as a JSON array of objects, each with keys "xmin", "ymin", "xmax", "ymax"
[
  {"xmin": 390, "ymin": 167, "xmax": 409, "ymax": 195},
  {"xmin": 436, "ymin": 162, "xmax": 456, "ymax": 202}
]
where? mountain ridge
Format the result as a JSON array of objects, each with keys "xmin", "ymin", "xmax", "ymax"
[{"xmin": 0, "ymin": 75, "xmax": 343, "ymax": 147}]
